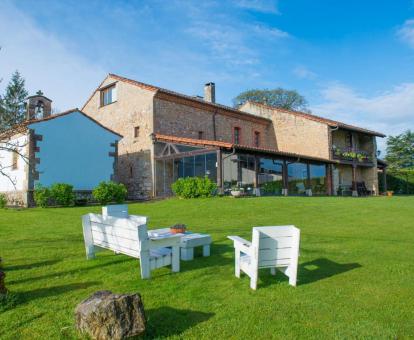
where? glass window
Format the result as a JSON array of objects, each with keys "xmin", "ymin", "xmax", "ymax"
[
  {"xmin": 101, "ymin": 85, "xmax": 116, "ymax": 106},
  {"xmin": 258, "ymin": 158, "xmax": 283, "ymax": 195},
  {"xmin": 223, "ymin": 153, "xmax": 255, "ymax": 194},
  {"xmin": 288, "ymin": 162, "xmax": 308, "ymax": 195},
  {"xmin": 195, "ymin": 155, "xmax": 205, "ymax": 177},
  {"xmin": 310, "ymin": 164, "xmax": 326, "ymax": 195},
  {"xmin": 183, "ymin": 156, "xmax": 194, "ymax": 177},
  {"xmin": 234, "ymin": 127, "xmax": 241, "ymax": 144},
  {"xmin": 254, "ymin": 131, "xmax": 260, "ymax": 147},
  {"xmin": 176, "ymin": 144, "xmax": 201, "ymax": 152},
  {"xmin": 205, "ymin": 153, "xmax": 217, "ymax": 182},
  {"xmin": 223, "ymin": 154, "xmax": 239, "ymax": 190}
]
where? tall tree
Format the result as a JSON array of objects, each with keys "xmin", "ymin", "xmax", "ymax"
[
  {"xmin": 385, "ymin": 130, "xmax": 414, "ymax": 172},
  {"xmin": 385, "ymin": 130, "xmax": 414, "ymax": 194},
  {"xmin": 233, "ymin": 88, "xmax": 309, "ymax": 112},
  {"xmin": 0, "ymin": 70, "xmax": 28, "ymax": 131},
  {"xmin": 0, "ymin": 69, "xmax": 29, "ymax": 188}
]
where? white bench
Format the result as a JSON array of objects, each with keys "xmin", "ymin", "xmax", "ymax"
[
  {"xmin": 82, "ymin": 213, "xmax": 181, "ymax": 279},
  {"xmin": 228, "ymin": 226, "xmax": 300, "ymax": 290}
]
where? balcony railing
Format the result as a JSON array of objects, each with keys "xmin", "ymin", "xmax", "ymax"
[{"xmin": 332, "ymin": 147, "xmax": 374, "ymax": 164}]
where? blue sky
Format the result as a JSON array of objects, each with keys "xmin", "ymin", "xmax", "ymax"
[{"xmin": 1, "ymin": 0, "xmax": 414, "ymax": 151}]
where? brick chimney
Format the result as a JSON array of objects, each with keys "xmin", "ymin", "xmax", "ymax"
[
  {"xmin": 26, "ymin": 90, "xmax": 52, "ymax": 120},
  {"xmin": 204, "ymin": 82, "xmax": 215, "ymax": 103}
]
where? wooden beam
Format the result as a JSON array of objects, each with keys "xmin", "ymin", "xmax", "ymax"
[
  {"xmin": 154, "ymin": 148, "xmax": 218, "ymax": 160},
  {"xmin": 216, "ymin": 149, "xmax": 223, "ymax": 193}
]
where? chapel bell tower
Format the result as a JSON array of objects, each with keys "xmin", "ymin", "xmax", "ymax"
[{"xmin": 26, "ymin": 90, "xmax": 52, "ymax": 120}]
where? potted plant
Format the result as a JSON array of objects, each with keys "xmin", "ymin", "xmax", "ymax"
[{"xmin": 170, "ymin": 224, "xmax": 187, "ymax": 234}]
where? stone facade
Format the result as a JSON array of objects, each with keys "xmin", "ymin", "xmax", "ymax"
[
  {"xmin": 153, "ymin": 93, "xmax": 272, "ymax": 147},
  {"xmin": 82, "ymin": 77, "xmax": 155, "ymax": 199},
  {"xmin": 81, "ymin": 74, "xmax": 383, "ymax": 198},
  {"xmin": 240, "ymin": 101, "xmax": 330, "ymax": 159}
]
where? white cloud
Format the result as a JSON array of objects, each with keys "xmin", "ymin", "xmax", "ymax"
[
  {"xmin": 293, "ymin": 65, "xmax": 316, "ymax": 80},
  {"xmin": 397, "ymin": 19, "xmax": 414, "ymax": 48},
  {"xmin": 311, "ymin": 83, "xmax": 414, "ymax": 152},
  {"xmin": 233, "ymin": 0, "xmax": 279, "ymax": 14},
  {"xmin": 186, "ymin": 22, "xmax": 259, "ymax": 66},
  {"xmin": 0, "ymin": 2, "xmax": 106, "ymax": 111},
  {"xmin": 252, "ymin": 25, "xmax": 289, "ymax": 39}
]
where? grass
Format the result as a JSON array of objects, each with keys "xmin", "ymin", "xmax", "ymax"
[{"xmin": 0, "ymin": 196, "xmax": 413, "ymax": 339}]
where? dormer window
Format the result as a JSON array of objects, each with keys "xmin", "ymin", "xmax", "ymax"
[{"xmin": 100, "ymin": 84, "xmax": 117, "ymax": 106}]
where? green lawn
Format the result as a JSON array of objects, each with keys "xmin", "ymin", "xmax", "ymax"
[{"xmin": 1, "ymin": 196, "xmax": 413, "ymax": 339}]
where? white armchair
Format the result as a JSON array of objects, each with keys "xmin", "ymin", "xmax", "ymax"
[{"xmin": 228, "ymin": 226, "xmax": 300, "ymax": 290}]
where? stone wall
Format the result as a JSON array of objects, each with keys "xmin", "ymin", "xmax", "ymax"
[
  {"xmin": 240, "ymin": 102, "xmax": 331, "ymax": 159},
  {"xmin": 82, "ymin": 76, "xmax": 156, "ymax": 199},
  {"xmin": 153, "ymin": 95, "xmax": 273, "ymax": 148}
]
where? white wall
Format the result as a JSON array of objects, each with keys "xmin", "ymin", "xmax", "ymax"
[
  {"xmin": 29, "ymin": 111, "xmax": 119, "ymax": 190},
  {"xmin": 0, "ymin": 133, "xmax": 28, "ymax": 192}
]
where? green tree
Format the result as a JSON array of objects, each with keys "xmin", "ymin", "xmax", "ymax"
[
  {"xmin": 385, "ymin": 130, "xmax": 414, "ymax": 194},
  {"xmin": 0, "ymin": 71, "xmax": 28, "ymax": 131},
  {"xmin": 233, "ymin": 88, "xmax": 309, "ymax": 112},
  {"xmin": 385, "ymin": 130, "xmax": 414, "ymax": 172}
]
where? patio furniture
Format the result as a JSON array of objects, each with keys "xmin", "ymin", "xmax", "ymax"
[
  {"xmin": 228, "ymin": 226, "xmax": 300, "ymax": 290},
  {"xmin": 338, "ymin": 184, "xmax": 353, "ymax": 196},
  {"xmin": 82, "ymin": 213, "xmax": 180, "ymax": 279},
  {"xmin": 355, "ymin": 181, "xmax": 372, "ymax": 196},
  {"xmin": 102, "ymin": 204, "xmax": 148, "ymax": 224},
  {"xmin": 148, "ymin": 228, "xmax": 212, "ymax": 261}
]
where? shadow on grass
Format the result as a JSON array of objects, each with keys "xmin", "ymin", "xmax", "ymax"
[
  {"xmin": 259, "ymin": 258, "xmax": 361, "ymax": 288},
  {"xmin": 1, "ymin": 282, "xmax": 100, "ymax": 312},
  {"xmin": 5, "ymin": 259, "xmax": 61, "ymax": 271},
  {"xmin": 298, "ymin": 258, "xmax": 361, "ymax": 285},
  {"xmin": 144, "ymin": 307, "xmax": 214, "ymax": 338},
  {"xmin": 179, "ymin": 243, "xmax": 233, "ymax": 272},
  {"xmin": 8, "ymin": 257, "xmax": 132, "ymax": 285}
]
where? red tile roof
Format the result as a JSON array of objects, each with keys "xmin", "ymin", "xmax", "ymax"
[
  {"xmin": 153, "ymin": 133, "xmax": 335, "ymax": 163},
  {"xmin": 246, "ymin": 101, "xmax": 386, "ymax": 137}
]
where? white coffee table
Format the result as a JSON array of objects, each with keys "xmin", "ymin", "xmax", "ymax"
[{"xmin": 148, "ymin": 228, "xmax": 212, "ymax": 261}]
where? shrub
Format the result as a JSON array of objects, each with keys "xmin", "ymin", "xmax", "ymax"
[
  {"xmin": 172, "ymin": 176, "xmax": 217, "ymax": 199},
  {"xmin": 0, "ymin": 194, "xmax": 7, "ymax": 208},
  {"xmin": 93, "ymin": 181, "xmax": 127, "ymax": 205},
  {"xmin": 50, "ymin": 183, "xmax": 75, "ymax": 207},
  {"xmin": 34, "ymin": 184, "xmax": 51, "ymax": 208},
  {"xmin": 262, "ymin": 181, "xmax": 283, "ymax": 194}
]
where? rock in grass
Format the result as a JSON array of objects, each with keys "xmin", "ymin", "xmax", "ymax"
[{"xmin": 75, "ymin": 291, "xmax": 146, "ymax": 339}]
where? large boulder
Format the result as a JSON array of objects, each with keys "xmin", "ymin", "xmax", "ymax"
[{"xmin": 75, "ymin": 290, "xmax": 146, "ymax": 339}]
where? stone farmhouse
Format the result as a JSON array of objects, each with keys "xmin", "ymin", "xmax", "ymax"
[
  {"xmin": 82, "ymin": 74, "xmax": 386, "ymax": 199},
  {"xmin": 0, "ymin": 93, "xmax": 121, "ymax": 206}
]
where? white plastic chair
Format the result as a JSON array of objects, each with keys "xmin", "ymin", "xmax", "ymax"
[{"xmin": 228, "ymin": 226, "xmax": 300, "ymax": 290}]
